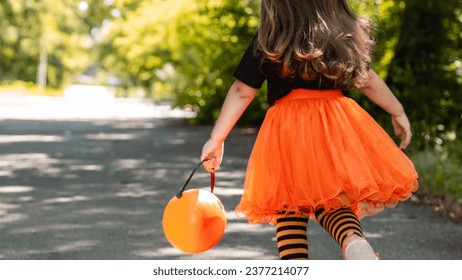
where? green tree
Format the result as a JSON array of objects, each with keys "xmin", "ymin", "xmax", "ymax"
[
  {"xmin": 0, "ymin": 0, "xmax": 107, "ymax": 88},
  {"xmin": 385, "ymin": 0, "xmax": 462, "ymax": 150},
  {"xmin": 172, "ymin": 0, "xmax": 263, "ymax": 124},
  {"xmin": 0, "ymin": 1, "xmax": 41, "ymax": 83},
  {"xmin": 98, "ymin": 0, "xmax": 183, "ymax": 95}
]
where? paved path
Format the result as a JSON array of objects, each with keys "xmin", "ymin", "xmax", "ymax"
[{"xmin": 0, "ymin": 93, "xmax": 461, "ymax": 260}]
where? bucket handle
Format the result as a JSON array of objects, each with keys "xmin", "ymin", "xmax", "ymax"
[{"xmin": 176, "ymin": 159, "xmax": 215, "ymax": 198}]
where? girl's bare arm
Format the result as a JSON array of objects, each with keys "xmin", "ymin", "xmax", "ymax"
[
  {"xmin": 357, "ymin": 69, "xmax": 412, "ymax": 149},
  {"xmin": 201, "ymin": 80, "xmax": 257, "ymax": 171}
]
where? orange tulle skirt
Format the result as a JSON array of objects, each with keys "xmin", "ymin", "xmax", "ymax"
[{"xmin": 235, "ymin": 89, "xmax": 418, "ymax": 224}]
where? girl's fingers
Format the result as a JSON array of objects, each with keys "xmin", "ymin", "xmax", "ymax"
[
  {"xmin": 201, "ymin": 139, "xmax": 224, "ymax": 172},
  {"xmin": 201, "ymin": 154, "xmax": 221, "ymax": 172},
  {"xmin": 391, "ymin": 114, "xmax": 412, "ymax": 150},
  {"xmin": 400, "ymin": 131, "xmax": 412, "ymax": 150}
]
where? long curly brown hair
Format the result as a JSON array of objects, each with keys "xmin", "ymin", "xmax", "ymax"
[{"xmin": 257, "ymin": 0, "xmax": 375, "ymax": 87}]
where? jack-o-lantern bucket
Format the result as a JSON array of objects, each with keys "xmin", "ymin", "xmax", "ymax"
[{"xmin": 162, "ymin": 161, "xmax": 226, "ymax": 254}]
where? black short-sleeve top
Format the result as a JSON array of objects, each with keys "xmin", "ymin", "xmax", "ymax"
[{"xmin": 233, "ymin": 36, "xmax": 346, "ymax": 105}]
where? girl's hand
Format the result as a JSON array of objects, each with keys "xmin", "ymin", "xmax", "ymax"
[
  {"xmin": 391, "ymin": 113, "xmax": 412, "ymax": 150},
  {"xmin": 200, "ymin": 139, "xmax": 224, "ymax": 172}
]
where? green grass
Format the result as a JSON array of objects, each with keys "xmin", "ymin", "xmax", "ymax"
[
  {"xmin": 410, "ymin": 146, "xmax": 462, "ymax": 203},
  {"xmin": 0, "ymin": 81, "xmax": 63, "ymax": 96},
  {"xmin": 0, "ymin": 80, "xmax": 178, "ymax": 101}
]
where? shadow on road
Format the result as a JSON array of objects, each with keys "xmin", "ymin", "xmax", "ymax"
[
  {"xmin": 0, "ymin": 116, "xmax": 461, "ymax": 260},
  {"xmin": 0, "ymin": 117, "xmax": 278, "ymax": 259}
]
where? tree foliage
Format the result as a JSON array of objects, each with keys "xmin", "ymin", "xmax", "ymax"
[
  {"xmin": 98, "ymin": 0, "xmax": 173, "ymax": 91},
  {"xmin": 172, "ymin": 0, "xmax": 264, "ymax": 125},
  {"xmin": 385, "ymin": 0, "xmax": 462, "ymax": 150},
  {"xmin": 0, "ymin": 0, "xmax": 109, "ymax": 88}
]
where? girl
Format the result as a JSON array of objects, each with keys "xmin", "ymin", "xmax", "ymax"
[{"xmin": 201, "ymin": 0, "xmax": 418, "ymax": 260}]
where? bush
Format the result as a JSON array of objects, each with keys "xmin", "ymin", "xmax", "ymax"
[
  {"xmin": 410, "ymin": 142, "xmax": 462, "ymax": 203},
  {"xmin": 172, "ymin": 0, "xmax": 264, "ymax": 125}
]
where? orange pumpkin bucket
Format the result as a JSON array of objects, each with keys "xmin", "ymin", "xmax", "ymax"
[{"xmin": 162, "ymin": 160, "xmax": 226, "ymax": 254}]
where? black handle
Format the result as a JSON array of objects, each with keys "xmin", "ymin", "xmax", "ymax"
[{"xmin": 176, "ymin": 159, "xmax": 215, "ymax": 198}]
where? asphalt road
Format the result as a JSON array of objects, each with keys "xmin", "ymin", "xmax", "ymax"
[{"xmin": 0, "ymin": 93, "xmax": 461, "ymax": 260}]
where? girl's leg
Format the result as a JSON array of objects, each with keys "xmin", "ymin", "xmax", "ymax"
[
  {"xmin": 276, "ymin": 215, "xmax": 309, "ymax": 260},
  {"xmin": 315, "ymin": 208, "xmax": 377, "ymax": 260}
]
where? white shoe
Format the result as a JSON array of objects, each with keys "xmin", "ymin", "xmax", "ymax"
[{"xmin": 342, "ymin": 234, "xmax": 379, "ymax": 260}]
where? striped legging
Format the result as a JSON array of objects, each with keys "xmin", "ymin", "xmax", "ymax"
[{"xmin": 276, "ymin": 208, "xmax": 363, "ymax": 260}]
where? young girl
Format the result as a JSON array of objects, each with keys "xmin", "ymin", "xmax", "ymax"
[{"xmin": 201, "ymin": 0, "xmax": 418, "ymax": 260}]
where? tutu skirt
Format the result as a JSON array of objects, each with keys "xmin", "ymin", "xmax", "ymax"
[{"xmin": 235, "ymin": 89, "xmax": 418, "ymax": 224}]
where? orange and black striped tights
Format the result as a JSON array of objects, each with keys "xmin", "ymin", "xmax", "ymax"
[{"xmin": 276, "ymin": 208, "xmax": 364, "ymax": 260}]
